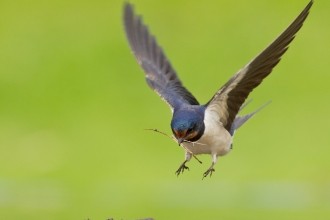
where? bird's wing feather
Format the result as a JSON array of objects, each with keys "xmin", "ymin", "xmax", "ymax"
[
  {"xmin": 123, "ymin": 3, "xmax": 199, "ymax": 111},
  {"xmin": 205, "ymin": 0, "xmax": 313, "ymax": 132}
]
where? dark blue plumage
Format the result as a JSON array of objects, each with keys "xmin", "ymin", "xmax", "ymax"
[{"xmin": 171, "ymin": 105, "xmax": 205, "ymax": 144}]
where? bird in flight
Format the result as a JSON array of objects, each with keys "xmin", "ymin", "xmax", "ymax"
[{"xmin": 123, "ymin": 1, "xmax": 313, "ymax": 178}]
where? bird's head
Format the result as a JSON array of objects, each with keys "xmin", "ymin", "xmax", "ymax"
[{"xmin": 171, "ymin": 108, "xmax": 205, "ymax": 145}]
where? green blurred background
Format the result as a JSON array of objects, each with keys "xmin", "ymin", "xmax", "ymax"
[{"xmin": 0, "ymin": 0, "xmax": 329, "ymax": 219}]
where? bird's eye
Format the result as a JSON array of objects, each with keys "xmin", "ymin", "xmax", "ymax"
[{"xmin": 188, "ymin": 127, "xmax": 193, "ymax": 133}]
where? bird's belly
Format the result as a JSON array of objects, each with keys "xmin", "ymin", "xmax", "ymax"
[{"xmin": 182, "ymin": 120, "xmax": 232, "ymax": 156}]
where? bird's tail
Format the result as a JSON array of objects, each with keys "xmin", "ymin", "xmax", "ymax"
[{"xmin": 230, "ymin": 100, "xmax": 271, "ymax": 136}]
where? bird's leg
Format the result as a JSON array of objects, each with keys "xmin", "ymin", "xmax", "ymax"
[
  {"xmin": 175, "ymin": 160, "xmax": 189, "ymax": 176},
  {"xmin": 175, "ymin": 151, "xmax": 192, "ymax": 176},
  {"xmin": 202, "ymin": 162, "xmax": 215, "ymax": 179},
  {"xmin": 203, "ymin": 154, "xmax": 217, "ymax": 179}
]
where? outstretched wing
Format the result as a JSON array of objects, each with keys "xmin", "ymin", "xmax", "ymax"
[
  {"xmin": 123, "ymin": 3, "xmax": 199, "ymax": 111},
  {"xmin": 205, "ymin": 0, "xmax": 313, "ymax": 132}
]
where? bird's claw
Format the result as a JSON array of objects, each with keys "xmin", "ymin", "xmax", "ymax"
[
  {"xmin": 175, "ymin": 163, "xmax": 189, "ymax": 176},
  {"xmin": 202, "ymin": 168, "xmax": 215, "ymax": 179}
]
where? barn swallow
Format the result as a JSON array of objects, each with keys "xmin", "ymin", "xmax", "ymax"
[{"xmin": 123, "ymin": 1, "xmax": 313, "ymax": 178}]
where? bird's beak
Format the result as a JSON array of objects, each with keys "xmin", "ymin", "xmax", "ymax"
[{"xmin": 177, "ymin": 138, "xmax": 184, "ymax": 146}]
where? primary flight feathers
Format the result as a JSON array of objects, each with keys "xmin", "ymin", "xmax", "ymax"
[{"xmin": 123, "ymin": 4, "xmax": 199, "ymax": 110}]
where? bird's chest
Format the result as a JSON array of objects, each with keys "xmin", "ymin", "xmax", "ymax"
[{"xmin": 182, "ymin": 118, "xmax": 232, "ymax": 156}]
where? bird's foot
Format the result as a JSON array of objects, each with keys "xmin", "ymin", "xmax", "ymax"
[
  {"xmin": 202, "ymin": 167, "xmax": 215, "ymax": 179},
  {"xmin": 175, "ymin": 161, "xmax": 189, "ymax": 176}
]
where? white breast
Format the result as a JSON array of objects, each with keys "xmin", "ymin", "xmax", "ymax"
[{"xmin": 182, "ymin": 109, "xmax": 233, "ymax": 156}]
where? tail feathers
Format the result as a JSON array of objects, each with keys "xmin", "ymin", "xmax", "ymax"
[
  {"xmin": 230, "ymin": 101, "xmax": 271, "ymax": 136},
  {"xmin": 238, "ymin": 99, "xmax": 253, "ymax": 113}
]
